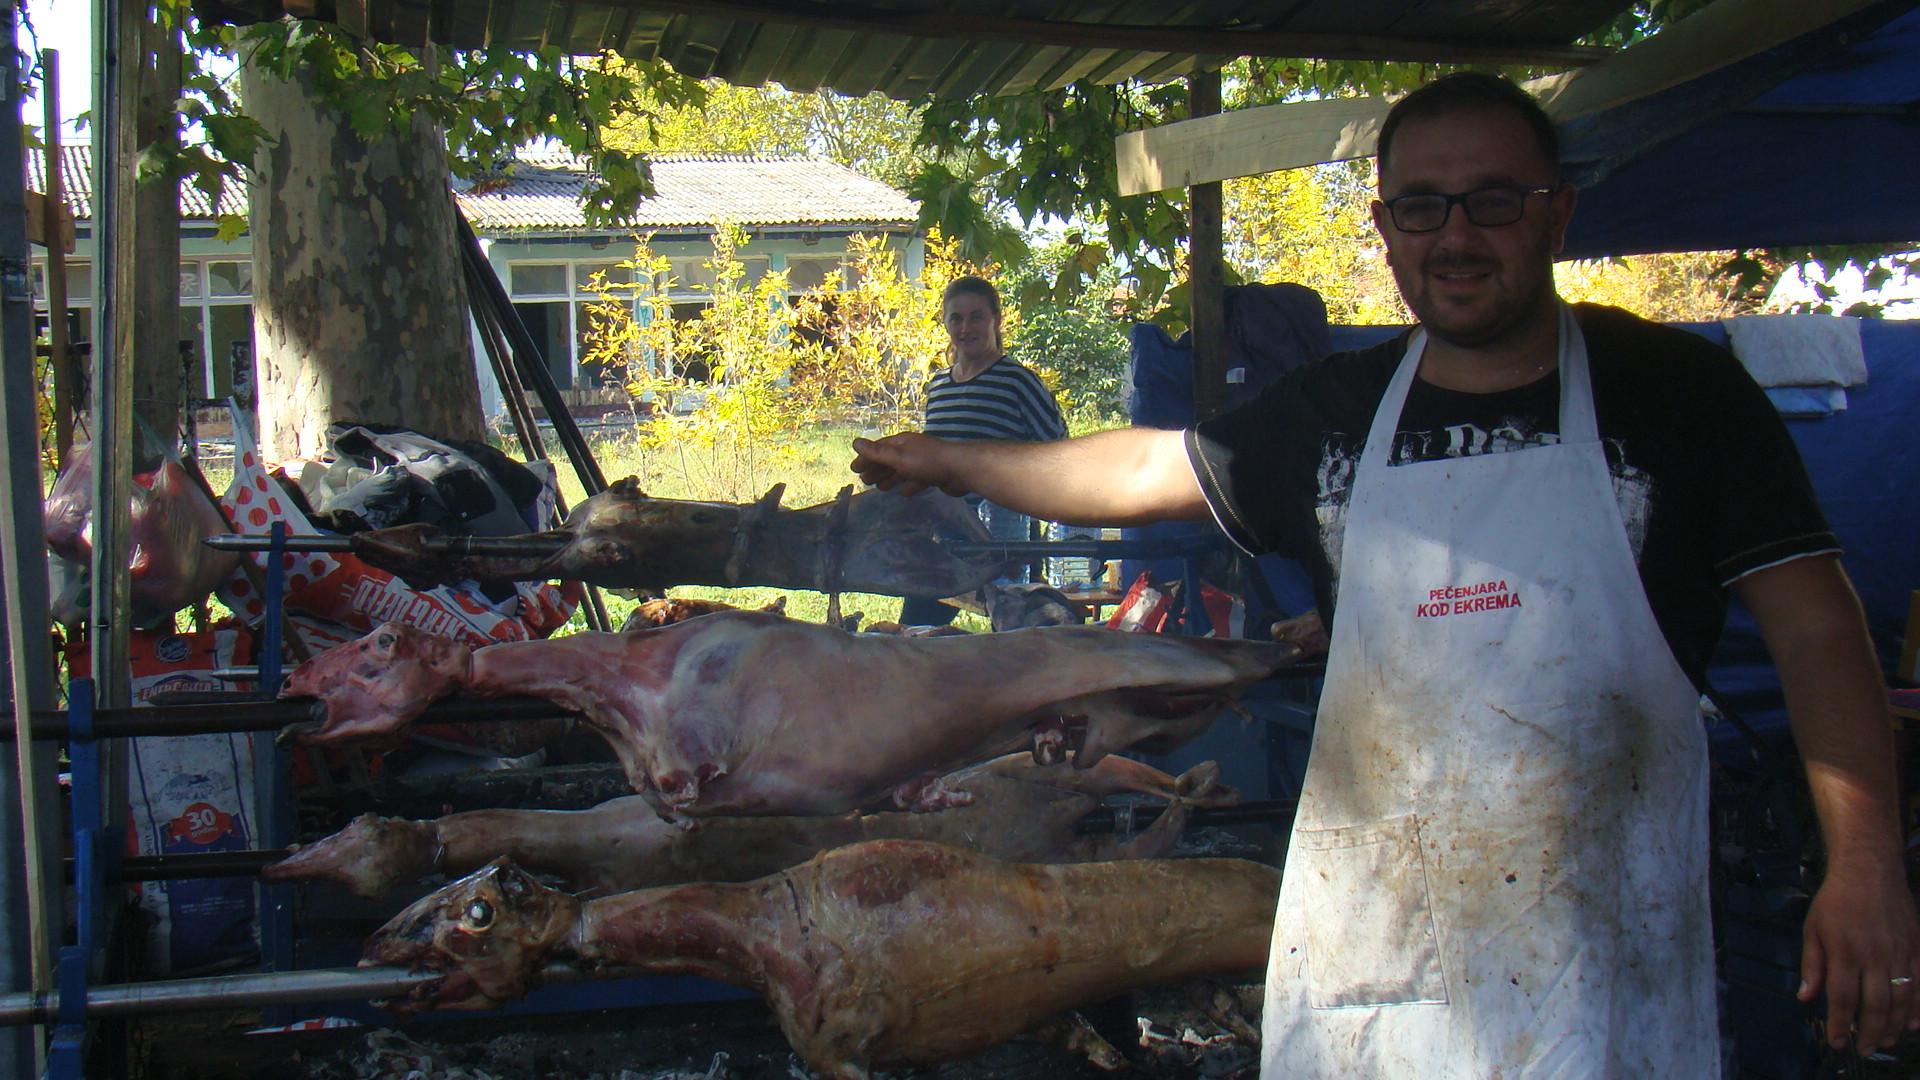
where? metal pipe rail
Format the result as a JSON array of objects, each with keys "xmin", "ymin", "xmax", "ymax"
[
  {"xmin": 0, "ymin": 962, "xmax": 598, "ymax": 1026},
  {"xmin": 0, "ymin": 694, "xmax": 579, "ymax": 741}
]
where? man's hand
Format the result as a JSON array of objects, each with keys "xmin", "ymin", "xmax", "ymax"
[
  {"xmin": 850, "ymin": 433, "xmax": 966, "ymax": 497},
  {"xmin": 1798, "ymin": 852, "xmax": 1920, "ymax": 1049}
]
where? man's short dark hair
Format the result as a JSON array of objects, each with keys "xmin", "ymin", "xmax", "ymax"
[{"xmin": 1377, "ymin": 73, "xmax": 1560, "ymax": 183}]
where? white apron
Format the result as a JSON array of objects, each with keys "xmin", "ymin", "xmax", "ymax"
[{"xmin": 1261, "ymin": 308, "xmax": 1717, "ymax": 1077}]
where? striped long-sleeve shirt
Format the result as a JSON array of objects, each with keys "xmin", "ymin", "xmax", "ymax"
[
  {"xmin": 923, "ymin": 357, "xmax": 1067, "ymax": 444},
  {"xmin": 920, "ymin": 357, "xmax": 1068, "ymax": 581}
]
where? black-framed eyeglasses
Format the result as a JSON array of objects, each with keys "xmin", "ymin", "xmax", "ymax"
[{"xmin": 1381, "ymin": 185, "xmax": 1556, "ymax": 233}]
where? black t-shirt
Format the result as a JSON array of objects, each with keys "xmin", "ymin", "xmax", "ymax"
[{"xmin": 1187, "ymin": 303, "xmax": 1839, "ymax": 688}]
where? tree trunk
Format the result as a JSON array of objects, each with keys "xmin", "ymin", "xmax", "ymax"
[{"xmin": 242, "ymin": 59, "xmax": 483, "ymax": 461}]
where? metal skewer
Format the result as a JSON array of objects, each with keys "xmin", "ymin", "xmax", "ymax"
[
  {"xmin": 0, "ymin": 962, "xmax": 602, "ymax": 1026},
  {"xmin": 0, "ymin": 694, "xmax": 579, "ymax": 741},
  {"xmin": 203, "ymin": 533, "xmax": 567, "ymax": 558}
]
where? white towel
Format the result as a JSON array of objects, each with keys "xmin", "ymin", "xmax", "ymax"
[{"xmin": 1722, "ymin": 314, "xmax": 1868, "ymax": 388}]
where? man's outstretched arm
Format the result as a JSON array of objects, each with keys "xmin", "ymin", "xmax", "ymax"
[
  {"xmin": 850, "ymin": 427, "xmax": 1209, "ymax": 527},
  {"xmin": 1736, "ymin": 553, "xmax": 1920, "ymax": 1051}
]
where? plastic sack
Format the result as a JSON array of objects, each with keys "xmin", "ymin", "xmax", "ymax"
[
  {"xmin": 305, "ymin": 423, "xmax": 556, "ymax": 537},
  {"xmin": 67, "ymin": 627, "xmax": 261, "ymax": 975},
  {"xmin": 44, "ymin": 439, "xmax": 241, "ymax": 630},
  {"xmin": 1106, "ymin": 571, "xmax": 1245, "ymax": 638},
  {"xmin": 215, "ymin": 414, "xmax": 579, "ymax": 652}
]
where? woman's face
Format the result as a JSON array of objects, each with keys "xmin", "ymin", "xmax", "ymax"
[{"xmin": 943, "ymin": 292, "xmax": 1000, "ymax": 369}]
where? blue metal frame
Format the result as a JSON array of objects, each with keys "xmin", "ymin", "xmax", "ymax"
[
  {"xmin": 46, "ymin": 679, "xmax": 101, "ymax": 1079},
  {"xmin": 47, "ymin": 677, "xmax": 127, "ymax": 1079},
  {"xmin": 253, "ymin": 524, "xmax": 295, "ymax": 1027}
]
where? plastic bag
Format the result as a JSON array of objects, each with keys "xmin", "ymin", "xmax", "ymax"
[
  {"xmin": 44, "ymin": 437, "xmax": 241, "ymax": 630},
  {"xmin": 215, "ymin": 413, "xmax": 579, "ymax": 651}
]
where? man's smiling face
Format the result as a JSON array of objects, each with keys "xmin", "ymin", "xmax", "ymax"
[{"xmin": 1372, "ymin": 105, "xmax": 1575, "ymax": 350}]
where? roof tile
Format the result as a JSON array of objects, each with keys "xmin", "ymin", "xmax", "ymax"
[{"xmin": 456, "ymin": 152, "xmax": 920, "ymax": 231}]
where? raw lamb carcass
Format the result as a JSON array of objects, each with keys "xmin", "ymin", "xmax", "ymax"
[
  {"xmin": 278, "ymin": 610, "xmax": 1296, "ymax": 820},
  {"xmin": 361, "ymin": 839, "xmax": 1280, "ymax": 1080},
  {"xmin": 264, "ymin": 752, "xmax": 1235, "ymax": 897}
]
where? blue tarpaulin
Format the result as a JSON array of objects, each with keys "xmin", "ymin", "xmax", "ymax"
[{"xmin": 1560, "ymin": 2, "xmax": 1920, "ymax": 258}]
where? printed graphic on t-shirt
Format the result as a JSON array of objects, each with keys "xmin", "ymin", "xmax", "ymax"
[{"xmin": 1316, "ymin": 419, "xmax": 1655, "ymax": 597}]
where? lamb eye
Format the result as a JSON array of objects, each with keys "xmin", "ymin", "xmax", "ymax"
[
  {"xmin": 375, "ymin": 632, "xmax": 396, "ymax": 650},
  {"xmin": 464, "ymin": 899, "xmax": 493, "ymax": 929}
]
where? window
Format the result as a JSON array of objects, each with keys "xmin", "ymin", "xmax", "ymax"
[
  {"xmin": 666, "ymin": 257, "xmax": 716, "ymax": 297},
  {"xmin": 504, "ymin": 249, "xmax": 795, "ymax": 390},
  {"xmin": 29, "ymin": 256, "xmax": 259, "ymax": 404},
  {"xmin": 786, "ymin": 256, "xmax": 842, "ymax": 292},
  {"xmin": 575, "ymin": 262, "xmax": 634, "ymax": 289},
  {"xmin": 510, "ymin": 263, "xmax": 568, "ymax": 297},
  {"xmin": 207, "ymin": 261, "xmax": 252, "ymax": 298}
]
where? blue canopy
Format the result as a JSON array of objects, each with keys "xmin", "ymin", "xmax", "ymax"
[{"xmin": 1560, "ymin": 2, "xmax": 1920, "ymax": 258}]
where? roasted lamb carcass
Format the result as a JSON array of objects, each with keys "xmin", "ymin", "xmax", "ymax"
[
  {"xmin": 362, "ymin": 840, "xmax": 1280, "ymax": 1080},
  {"xmin": 350, "ymin": 478, "xmax": 1008, "ymax": 600},
  {"xmin": 278, "ymin": 610, "xmax": 1295, "ymax": 821},
  {"xmin": 263, "ymin": 752, "xmax": 1236, "ymax": 898},
  {"xmin": 619, "ymin": 595, "xmax": 784, "ymax": 631}
]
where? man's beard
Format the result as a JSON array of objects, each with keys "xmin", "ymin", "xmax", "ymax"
[{"xmin": 1404, "ymin": 249, "xmax": 1557, "ymax": 350}]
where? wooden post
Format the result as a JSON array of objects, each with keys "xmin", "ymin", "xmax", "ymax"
[
  {"xmin": 1188, "ymin": 69, "xmax": 1227, "ymax": 423},
  {"xmin": 42, "ymin": 50, "xmax": 73, "ymax": 467},
  {"xmin": 127, "ymin": 3, "xmax": 183, "ymax": 442}
]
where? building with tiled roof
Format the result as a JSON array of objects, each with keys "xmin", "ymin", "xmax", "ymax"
[
  {"xmin": 27, "ymin": 146, "xmax": 924, "ymax": 409},
  {"xmin": 459, "ymin": 150, "xmax": 919, "ymax": 232}
]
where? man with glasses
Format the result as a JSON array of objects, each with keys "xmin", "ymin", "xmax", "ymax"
[{"xmin": 851, "ymin": 72, "xmax": 1914, "ymax": 1073}]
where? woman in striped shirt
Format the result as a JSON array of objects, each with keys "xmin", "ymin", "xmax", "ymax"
[{"xmin": 901, "ymin": 276, "xmax": 1067, "ymax": 625}]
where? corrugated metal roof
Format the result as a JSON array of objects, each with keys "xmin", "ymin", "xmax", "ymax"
[
  {"xmin": 205, "ymin": 1, "xmax": 1632, "ymax": 100},
  {"xmin": 27, "ymin": 145, "xmax": 917, "ymax": 234},
  {"xmin": 457, "ymin": 152, "xmax": 919, "ymax": 231}
]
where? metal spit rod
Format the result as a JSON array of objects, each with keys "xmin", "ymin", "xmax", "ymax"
[
  {"xmin": 64, "ymin": 797, "xmax": 1301, "ymax": 880},
  {"xmin": 0, "ymin": 962, "xmax": 596, "ymax": 1027},
  {"xmin": 204, "ymin": 534, "xmax": 563, "ymax": 557},
  {"xmin": 64, "ymin": 849, "xmax": 289, "ymax": 882},
  {"xmin": 0, "ymin": 694, "xmax": 577, "ymax": 741},
  {"xmin": 203, "ymin": 534, "xmax": 1221, "ymax": 562}
]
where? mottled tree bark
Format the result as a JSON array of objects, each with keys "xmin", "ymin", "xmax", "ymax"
[{"xmin": 242, "ymin": 60, "xmax": 483, "ymax": 461}]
